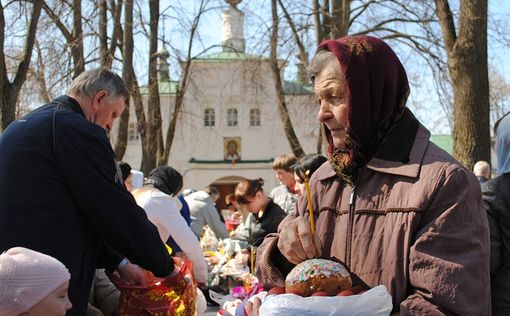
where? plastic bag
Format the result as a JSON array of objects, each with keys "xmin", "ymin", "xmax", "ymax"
[
  {"xmin": 258, "ymin": 285, "xmax": 392, "ymax": 316},
  {"xmin": 109, "ymin": 258, "xmax": 196, "ymax": 316}
]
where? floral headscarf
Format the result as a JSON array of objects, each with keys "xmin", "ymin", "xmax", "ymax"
[{"xmin": 317, "ymin": 35, "xmax": 410, "ymax": 184}]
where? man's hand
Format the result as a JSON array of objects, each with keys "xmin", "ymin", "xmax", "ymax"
[
  {"xmin": 277, "ymin": 216, "xmax": 322, "ymax": 264},
  {"xmin": 117, "ymin": 262, "xmax": 147, "ymax": 286}
]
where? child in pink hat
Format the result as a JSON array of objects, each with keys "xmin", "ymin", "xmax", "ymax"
[{"xmin": 0, "ymin": 247, "xmax": 72, "ymax": 316}]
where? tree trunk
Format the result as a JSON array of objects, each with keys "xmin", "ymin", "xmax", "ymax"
[
  {"xmin": 0, "ymin": 0, "xmax": 42, "ymax": 130},
  {"xmin": 98, "ymin": 0, "xmax": 108, "ymax": 66},
  {"xmin": 114, "ymin": 108, "xmax": 129, "ymax": 159},
  {"xmin": 34, "ymin": 41, "xmax": 51, "ymax": 103},
  {"xmin": 331, "ymin": 0, "xmax": 351, "ymax": 38},
  {"xmin": 435, "ymin": 0, "xmax": 490, "ymax": 169},
  {"xmin": 145, "ymin": 0, "xmax": 163, "ymax": 173},
  {"xmin": 270, "ymin": 0, "xmax": 304, "ymax": 158},
  {"xmin": 122, "ymin": 0, "xmax": 149, "ymax": 171},
  {"xmin": 71, "ymin": 0, "xmax": 85, "ymax": 77}
]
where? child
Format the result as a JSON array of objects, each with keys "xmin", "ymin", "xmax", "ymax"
[{"xmin": 0, "ymin": 247, "xmax": 72, "ymax": 316}]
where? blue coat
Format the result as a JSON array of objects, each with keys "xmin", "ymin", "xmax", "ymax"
[{"xmin": 0, "ymin": 96, "xmax": 173, "ymax": 316}]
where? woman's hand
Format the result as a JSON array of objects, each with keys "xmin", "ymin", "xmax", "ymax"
[
  {"xmin": 277, "ymin": 216, "xmax": 322, "ymax": 264},
  {"xmin": 245, "ymin": 296, "xmax": 262, "ymax": 316}
]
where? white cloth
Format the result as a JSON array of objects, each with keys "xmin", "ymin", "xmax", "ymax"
[
  {"xmin": 0, "ymin": 247, "xmax": 70, "ymax": 316},
  {"xmin": 134, "ymin": 188, "xmax": 208, "ymax": 283},
  {"xmin": 130, "ymin": 170, "xmax": 144, "ymax": 190}
]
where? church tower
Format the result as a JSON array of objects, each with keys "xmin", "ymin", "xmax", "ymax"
[{"xmin": 222, "ymin": 0, "xmax": 245, "ymax": 53}]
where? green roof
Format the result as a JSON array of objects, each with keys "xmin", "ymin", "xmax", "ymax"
[
  {"xmin": 194, "ymin": 52, "xmax": 265, "ymax": 61},
  {"xmin": 283, "ymin": 81, "xmax": 313, "ymax": 95},
  {"xmin": 430, "ymin": 135, "xmax": 453, "ymax": 154},
  {"xmin": 140, "ymin": 81, "xmax": 179, "ymax": 96}
]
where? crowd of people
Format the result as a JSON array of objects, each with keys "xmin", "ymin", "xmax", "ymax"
[{"xmin": 0, "ymin": 34, "xmax": 507, "ymax": 316}]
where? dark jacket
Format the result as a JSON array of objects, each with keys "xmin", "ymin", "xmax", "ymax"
[
  {"xmin": 166, "ymin": 194, "xmax": 193, "ymax": 252},
  {"xmin": 257, "ymin": 112, "xmax": 491, "ymax": 315},
  {"xmin": 0, "ymin": 96, "xmax": 173, "ymax": 316},
  {"xmin": 482, "ymin": 174, "xmax": 510, "ymax": 315},
  {"xmin": 250, "ymin": 200, "xmax": 286, "ymax": 247}
]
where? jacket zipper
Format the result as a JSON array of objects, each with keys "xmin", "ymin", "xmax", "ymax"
[{"xmin": 345, "ymin": 186, "xmax": 356, "ymax": 267}]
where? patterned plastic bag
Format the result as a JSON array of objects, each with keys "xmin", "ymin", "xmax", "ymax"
[{"xmin": 110, "ymin": 258, "xmax": 196, "ymax": 316}]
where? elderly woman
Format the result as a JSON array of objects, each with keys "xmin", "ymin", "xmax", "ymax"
[{"xmin": 252, "ymin": 35, "xmax": 490, "ymax": 315}]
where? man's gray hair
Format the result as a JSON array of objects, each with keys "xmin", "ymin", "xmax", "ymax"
[
  {"xmin": 307, "ymin": 50, "xmax": 338, "ymax": 84},
  {"xmin": 68, "ymin": 68, "xmax": 128, "ymax": 101}
]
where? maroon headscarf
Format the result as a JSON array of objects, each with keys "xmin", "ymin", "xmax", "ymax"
[{"xmin": 317, "ymin": 35, "xmax": 410, "ymax": 182}]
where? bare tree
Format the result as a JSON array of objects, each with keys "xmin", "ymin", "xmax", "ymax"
[
  {"xmin": 435, "ymin": 0, "xmax": 490, "ymax": 169},
  {"xmin": 42, "ymin": 0, "xmax": 85, "ymax": 78},
  {"xmin": 0, "ymin": 0, "xmax": 42, "ymax": 130},
  {"xmin": 270, "ymin": 0, "xmax": 305, "ymax": 158},
  {"xmin": 162, "ymin": 0, "xmax": 207, "ymax": 165}
]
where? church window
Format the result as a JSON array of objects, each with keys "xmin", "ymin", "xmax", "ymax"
[
  {"xmin": 227, "ymin": 108, "xmax": 238, "ymax": 127},
  {"xmin": 250, "ymin": 108, "xmax": 261, "ymax": 127},
  {"xmin": 204, "ymin": 108, "xmax": 215, "ymax": 127}
]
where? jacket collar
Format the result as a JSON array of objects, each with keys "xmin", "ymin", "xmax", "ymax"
[
  {"xmin": 52, "ymin": 95, "xmax": 86, "ymax": 118},
  {"xmin": 318, "ymin": 109, "xmax": 429, "ymax": 181}
]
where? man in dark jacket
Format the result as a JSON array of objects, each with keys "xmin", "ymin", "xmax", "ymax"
[
  {"xmin": 0, "ymin": 68, "xmax": 174, "ymax": 316},
  {"xmin": 482, "ymin": 112, "xmax": 510, "ymax": 316}
]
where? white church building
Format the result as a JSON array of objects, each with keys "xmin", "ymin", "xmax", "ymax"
[{"xmin": 116, "ymin": 0, "xmax": 320, "ymax": 207}]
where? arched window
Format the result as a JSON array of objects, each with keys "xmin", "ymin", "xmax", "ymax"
[
  {"xmin": 204, "ymin": 108, "xmax": 215, "ymax": 127},
  {"xmin": 250, "ymin": 108, "xmax": 261, "ymax": 127},
  {"xmin": 227, "ymin": 108, "xmax": 238, "ymax": 127}
]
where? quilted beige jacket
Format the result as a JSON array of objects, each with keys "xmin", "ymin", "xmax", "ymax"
[{"xmin": 256, "ymin": 112, "xmax": 491, "ymax": 315}]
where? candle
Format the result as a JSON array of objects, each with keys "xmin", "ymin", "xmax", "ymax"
[
  {"xmin": 304, "ymin": 170, "xmax": 318, "ymax": 257},
  {"xmin": 250, "ymin": 245, "xmax": 254, "ymax": 273}
]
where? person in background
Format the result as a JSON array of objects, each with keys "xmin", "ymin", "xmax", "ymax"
[
  {"xmin": 482, "ymin": 113, "xmax": 510, "ymax": 315},
  {"xmin": 235, "ymin": 178, "xmax": 286, "ymax": 247},
  {"xmin": 268, "ymin": 154, "xmax": 297, "ymax": 214},
  {"xmin": 0, "ymin": 68, "xmax": 174, "ymax": 316},
  {"xmin": 474, "ymin": 160, "xmax": 491, "ymax": 183},
  {"xmin": 254, "ymin": 35, "xmax": 490, "ymax": 314},
  {"xmin": 292, "ymin": 153, "xmax": 328, "ymax": 196},
  {"xmin": 133, "ymin": 166, "xmax": 208, "ymax": 286},
  {"xmin": 225, "ymin": 193, "xmax": 242, "ymax": 222},
  {"xmin": 187, "ymin": 185, "xmax": 229, "ymax": 240},
  {"xmin": 0, "ymin": 247, "xmax": 72, "ymax": 316},
  {"xmin": 118, "ymin": 161, "xmax": 133, "ymax": 191}
]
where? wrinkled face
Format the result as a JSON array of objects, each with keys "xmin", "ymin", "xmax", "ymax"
[
  {"xmin": 315, "ymin": 59, "xmax": 348, "ymax": 149},
  {"xmin": 26, "ymin": 281, "xmax": 72, "ymax": 316},
  {"xmin": 274, "ymin": 169, "xmax": 294, "ymax": 187},
  {"xmin": 88, "ymin": 90, "xmax": 126, "ymax": 132},
  {"xmin": 293, "ymin": 173, "xmax": 305, "ymax": 196}
]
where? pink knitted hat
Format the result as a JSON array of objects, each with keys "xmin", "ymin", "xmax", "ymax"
[{"xmin": 0, "ymin": 247, "xmax": 71, "ymax": 316}]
